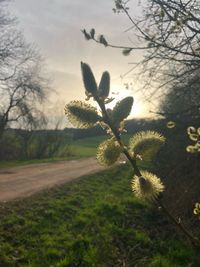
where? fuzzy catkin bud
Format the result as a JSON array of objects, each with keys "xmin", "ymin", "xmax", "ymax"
[
  {"xmin": 194, "ymin": 203, "xmax": 200, "ymax": 216},
  {"xmin": 112, "ymin": 96, "xmax": 134, "ymax": 124},
  {"xmin": 132, "ymin": 171, "xmax": 164, "ymax": 202},
  {"xmin": 65, "ymin": 101, "xmax": 100, "ymax": 129},
  {"xmin": 98, "ymin": 71, "xmax": 110, "ymax": 99},
  {"xmin": 96, "ymin": 139, "xmax": 121, "ymax": 166},
  {"xmin": 167, "ymin": 121, "xmax": 175, "ymax": 128},
  {"xmin": 81, "ymin": 62, "xmax": 98, "ymax": 96},
  {"xmin": 128, "ymin": 131, "xmax": 165, "ymax": 159}
]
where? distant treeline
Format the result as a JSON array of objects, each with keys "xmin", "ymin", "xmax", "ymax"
[
  {"xmin": 65, "ymin": 117, "xmax": 199, "ymax": 141},
  {"xmin": 1, "ymin": 117, "xmax": 199, "ymax": 162},
  {"xmin": 0, "ymin": 129, "xmax": 72, "ymax": 161},
  {"xmin": 65, "ymin": 118, "xmax": 164, "ymax": 140}
]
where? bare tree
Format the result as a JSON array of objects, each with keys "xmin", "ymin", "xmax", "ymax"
[
  {"xmin": 0, "ymin": 0, "xmax": 48, "ymax": 137},
  {"xmin": 82, "ymin": 0, "xmax": 200, "ymax": 115},
  {"xmin": 157, "ymin": 70, "xmax": 200, "ymax": 120}
]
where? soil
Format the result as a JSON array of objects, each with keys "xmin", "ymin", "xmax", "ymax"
[{"xmin": 0, "ymin": 158, "xmax": 107, "ymax": 202}]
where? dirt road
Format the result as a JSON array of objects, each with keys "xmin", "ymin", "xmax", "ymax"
[{"xmin": 0, "ymin": 158, "xmax": 107, "ymax": 202}]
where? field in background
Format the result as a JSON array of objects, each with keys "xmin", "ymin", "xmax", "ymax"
[
  {"xmin": 0, "ymin": 165, "xmax": 198, "ymax": 267},
  {"xmin": 0, "ymin": 135, "xmax": 107, "ymax": 169},
  {"xmin": 0, "ymin": 133, "xmax": 155, "ymax": 169},
  {"xmin": 0, "ymin": 118, "xmax": 166, "ymax": 168},
  {"xmin": 70, "ymin": 135, "xmax": 107, "ymax": 158},
  {"xmin": 70, "ymin": 134, "xmax": 132, "ymax": 156},
  {"xmin": 0, "ymin": 129, "xmax": 199, "ymax": 266}
]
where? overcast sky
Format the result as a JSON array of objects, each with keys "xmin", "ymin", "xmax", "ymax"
[{"xmin": 9, "ymin": 0, "xmax": 151, "ymax": 126}]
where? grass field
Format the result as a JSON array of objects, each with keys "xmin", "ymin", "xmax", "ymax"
[
  {"xmin": 0, "ymin": 135, "xmax": 134, "ymax": 169},
  {"xmin": 0, "ymin": 164, "xmax": 199, "ymax": 267},
  {"xmin": 70, "ymin": 135, "xmax": 107, "ymax": 158},
  {"xmin": 0, "ymin": 135, "xmax": 108, "ymax": 169}
]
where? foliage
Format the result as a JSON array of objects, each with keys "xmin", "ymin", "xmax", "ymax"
[
  {"xmin": 0, "ymin": 134, "xmax": 115, "ymax": 168},
  {"xmin": 0, "ymin": 130, "xmax": 73, "ymax": 161},
  {"xmin": 186, "ymin": 126, "xmax": 200, "ymax": 221},
  {"xmin": 159, "ymin": 73, "xmax": 200, "ymax": 120},
  {"xmin": 65, "ymin": 62, "xmax": 200, "ymax": 248},
  {"xmin": 65, "ymin": 62, "xmax": 165, "ymax": 203},
  {"xmin": 0, "ymin": 132, "xmax": 23, "ymax": 160}
]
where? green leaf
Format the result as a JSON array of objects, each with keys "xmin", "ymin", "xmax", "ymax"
[
  {"xmin": 112, "ymin": 96, "xmax": 134, "ymax": 124},
  {"xmin": 81, "ymin": 62, "xmax": 98, "ymax": 96},
  {"xmin": 96, "ymin": 139, "xmax": 121, "ymax": 166},
  {"xmin": 65, "ymin": 101, "xmax": 100, "ymax": 128},
  {"xmin": 129, "ymin": 131, "xmax": 165, "ymax": 159},
  {"xmin": 98, "ymin": 71, "xmax": 110, "ymax": 99}
]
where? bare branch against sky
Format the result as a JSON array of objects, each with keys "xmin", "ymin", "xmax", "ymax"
[{"xmin": 9, "ymin": 0, "xmax": 150, "ymax": 123}]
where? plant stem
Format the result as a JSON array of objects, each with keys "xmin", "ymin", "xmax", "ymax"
[
  {"xmin": 96, "ymin": 96, "xmax": 200, "ymax": 248},
  {"xmin": 157, "ymin": 200, "xmax": 200, "ymax": 248},
  {"xmin": 97, "ymin": 97, "xmax": 141, "ymax": 176}
]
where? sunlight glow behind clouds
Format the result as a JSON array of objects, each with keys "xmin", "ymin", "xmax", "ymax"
[{"xmin": 9, "ymin": 0, "xmax": 151, "ymax": 125}]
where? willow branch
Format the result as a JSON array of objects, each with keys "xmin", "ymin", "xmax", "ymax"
[{"xmin": 95, "ymin": 95, "xmax": 200, "ymax": 249}]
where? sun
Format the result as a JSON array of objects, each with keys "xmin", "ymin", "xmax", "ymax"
[{"xmin": 106, "ymin": 84, "xmax": 148, "ymax": 119}]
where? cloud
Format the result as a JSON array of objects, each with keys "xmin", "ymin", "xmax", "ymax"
[{"xmin": 8, "ymin": 0, "xmax": 148, "ymax": 121}]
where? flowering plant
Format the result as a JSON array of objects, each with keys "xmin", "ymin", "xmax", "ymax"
[{"xmin": 65, "ymin": 62, "xmax": 200, "ymax": 248}]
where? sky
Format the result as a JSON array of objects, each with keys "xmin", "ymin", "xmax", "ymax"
[{"xmin": 9, "ymin": 0, "xmax": 151, "ymax": 127}]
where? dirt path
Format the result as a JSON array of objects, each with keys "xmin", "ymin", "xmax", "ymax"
[{"xmin": 0, "ymin": 158, "xmax": 107, "ymax": 202}]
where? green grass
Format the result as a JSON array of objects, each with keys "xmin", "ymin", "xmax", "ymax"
[
  {"xmin": 70, "ymin": 135, "xmax": 107, "ymax": 158},
  {"xmin": 61, "ymin": 134, "xmax": 132, "ymax": 159},
  {"xmin": 0, "ymin": 165, "xmax": 199, "ymax": 267},
  {"xmin": 0, "ymin": 136, "xmax": 108, "ymax": 169},
  {"xmin": 0, "ymin": 134, "xmax": 135, "ymax": 169}
]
